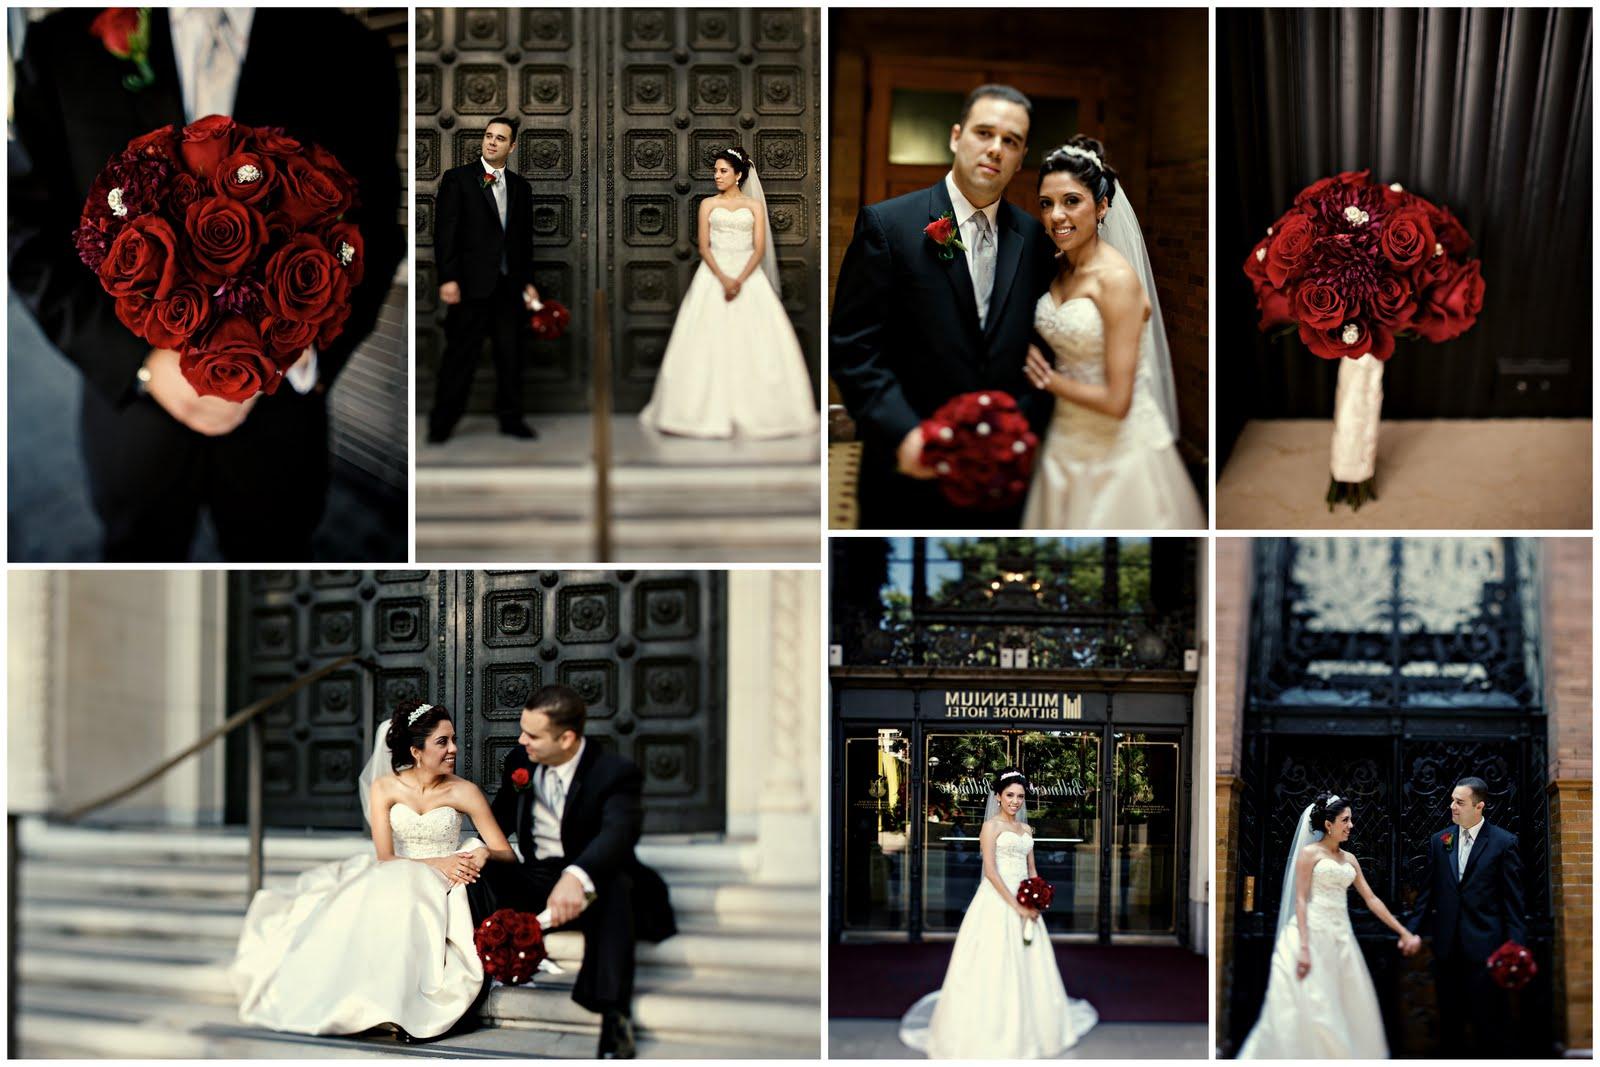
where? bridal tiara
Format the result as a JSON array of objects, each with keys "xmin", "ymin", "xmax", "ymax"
[
  {"xmin": 999, "ymin": 771, "xmax": 1024, "ymax": 783},
  {"xmin": 408, "ymin": 704, "xmax": 434, "ymax": 726},
  {"xmin": 1324, "ymin": 794, "xmax": 1342, "ymax": 806},
  {"xmin": 1052, "ymin": 144, "xmax": 1105, "ymax": 172}
]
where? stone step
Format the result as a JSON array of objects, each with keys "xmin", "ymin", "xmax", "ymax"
[
  {"xmin": 415, "ymin": 464, "xmax": 821, "ymax": 520},
  {"xmin": 17, "ymin": 820, "xmax": 762, "ymax": 878},
  {"xmin": 20, "ymin": 864, "xmax": 818, "ymax": 932},
  {"xmin": 16, "ymin": 986, "xmax": 815, "ymax": 1059},
  {"xmin": 485, "ymin": 977, "xmax": 819, "ymax": 1044},
  {"xmin": 415, "ymin": 515, "xmax": 820, "ymax": 564}
]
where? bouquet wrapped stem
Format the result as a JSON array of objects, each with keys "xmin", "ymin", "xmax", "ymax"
[{"xmin": 1327, "ymin": 354, "xmax": 1384, "ymax": 510}]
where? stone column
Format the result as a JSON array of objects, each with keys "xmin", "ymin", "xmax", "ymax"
[
  {"xmin": 1213, "ymin": 538, "xmax": 1254, "ymax": 1049},
  {"xmin": 6, "ymin": 571, "xmax": 64, "ymax": 815},
  {"xmin": 1188, "ymin": 539, "xmax": 1210, "ymax": 955}
]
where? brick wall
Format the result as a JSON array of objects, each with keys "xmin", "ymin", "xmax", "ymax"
[
  {"xmin": 1215, "ymin": 774, "xmax": 1243, "ymax": 1046},
  {"xmin": 1543, "ymin": 538, "xmax": 1592, "ymax": 1052},
  {"xmin": 1215, "ymin": 539, "xmax": 1251, "ymax": 774}
]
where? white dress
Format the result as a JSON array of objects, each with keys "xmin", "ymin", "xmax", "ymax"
[
  {"xmin": 899, "ymin": 829, "xmax": 1099, "ymax": 1059},
  {"xmin": 1022, "ymin": 294, "xmax": 1204, "ymax": 529},
  {"xmin": 1237, "ymin": 855, "xmax": 1389, "ymax": 1058},
  {"xmin": 231, "ymin": 805, "xmax": 485, "ymax": 1039},
  {"xmin": 639, "ymin": 204, "xmax": 820, "ymax": 439}
]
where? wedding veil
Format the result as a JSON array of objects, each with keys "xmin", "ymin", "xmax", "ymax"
[
  {"xmin": 1275, "ymin": 802, "xmax": 1320, "ymax": 938},
  {"xmin": 1098, "ymin": 181, "xmax": 1181, "ymax": 436},
  {"xmin": 356, "ymin": 729, "xmax": 398, "ymax": 830},
  {"xmin": 741, "ymin": 163, "xmax": 781, "ymax": 295}
]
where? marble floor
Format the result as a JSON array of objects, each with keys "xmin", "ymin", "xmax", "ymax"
[{"xmin": 827, "ymin": 1019, "xmax": 1209, "ymax": 1059}]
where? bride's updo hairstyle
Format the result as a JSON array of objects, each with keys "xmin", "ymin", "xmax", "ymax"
[
  {"xmin": 386, "ymin": 701, "xmax": 452, "ymax": 772},
  {"xmin": 992, "ymin": 767, "xmax": 1031, "ymax": 796},
  {"xmin": 1038, "ymin": 134, "xmax": 1120, "ymax": 209},
  {"xmin": 1309, "ymin": 791, "xmax": 1351, "ymax": 837},
  {"xmin": 713, "ymin": 146, "xmax": 751, "ymax": 187}
]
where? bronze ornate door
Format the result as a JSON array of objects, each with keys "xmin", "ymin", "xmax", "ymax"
[
  {"xmin": 227, "ymin": 571, "xmax": 727, "ymax": 833},
  {"xmin": 414, "ymin": 8, "xmax": 821, "ymax": 415}
]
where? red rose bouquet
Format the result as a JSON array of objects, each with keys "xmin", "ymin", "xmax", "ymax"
[
  {"xmin": 474, "ymin": 908, "xmax": 550, "ymax": 985},
  {"xmin": 74, "ymin": 115, "xmax": 364, "ymax": 403},
  {"xmin": 1486, "ymin": 940, "xmax": 1537, "ymax": 991},
  {"xmin": 1243, "ymin": 170, "xmax": 1484, "ymax": 509},
  {"xmin": 529, "ymin": 298, "xmax": 571, "ymax": 341},
  {"xmin": 1015, "ymin": 875, "xmax": 1054, "ymax": 944},
  {"xmin": 918, "ymin": 391, "xmax": 1038, "ymax": 511}
]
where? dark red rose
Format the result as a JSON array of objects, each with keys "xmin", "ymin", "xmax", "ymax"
[
  {"xmin": 180, "ymin": 316, "xmax": 280, "ymax": 401},
  {"xmin": 126, "ymin": 125, "xmax": 179, "ymax": 160},
  {"xmin": 315, "ymin": 302, "xmax": 353, "ymax": 349},
  {"xmin": 1293, "ymin": 283, "xmax": 1347, "ymax": 330},
  {"xmin": 180, "ymin": 115, "xmax": 240, "ymax": 179},
  {"xmin": 146, "ymin": 283, "xmax": 212, "ymax": 350},
  {"xmin": 263, "ymin": 234, "xmax": 348, "ymax": 324},
  {"xmin": 510, "ymin": 917, "xmax": 542, "ymax": 950},
  {"xmin": 476, "ymin": 915, "xmax": 510, "ymax": 949},
  {"xmin": 1411, "ymin": 259, "xmax": 1484, "ymax": 343},
  {"xmin": 1298, "ymin": 318, "xmax": 1395, "ymax": 362},
  {"xmin": 114, "ymin": 292, "xmax": 154, "ymax": 336},
  {"xmin": 1378, "ymin": 207, "xmax": 1435, "ymax": 269},
  {"xmin": 89, "ymin": 8, "xmax": 141, "ymax": 57},
  {"xmin": 1369, "ymin": 274, "xmax": 1416, "ymax": 329},
  {"xmin": 1294, "ymin": 169, "xmax": 1370, "ymax": 206},
  {"xmin": 248, "ymin": 127, "xmax": 304, "ymax": 158},
  {"xmin": 1265, "ymin": 212, "xmax": 1315, "ymax": 288},
  {"xmin": 307, "ymin": 142, "xmax": 360, "ymax": 207},
  {"xmin": 213, "ymin": 150, "xmax": 278, "ymax": 208},
  {"xmin": 184, "ymin": 196, "xmax": 267, "ymax": 284},
  {"xmin": 1256, "ymin": 285, "xmax": 1293, "ymax": 329},
  {"xmin": 322, "ymin": 221, "xmax": 366, "ymax": 286},
  {"xmin": 260, "ymin": 315, "xmax": 320, "ymax": 361},
  {"xmin": 924, "ymin": 215, "xmax": 956, "ymax": 245},
  {"xmin": 278, "ymin": 154, "xmax": 352, "ymax": 228},
  {"xmin": 529, "ymin": 300, "xmax": 571, "ymax": 340},
  {"xmin": 1422, "ymin": 200, "xmax": 1473, "ymax": 257},
  {"xmin": 98, "ymin": 215, "xmax": 180, "ymax": 299},
  {"xmin": 510, "ymin": 767, "xmax": 531, "ymax": 789},
  {"xmin": 1380, "ymin": 180, "xmax": 1416, "ymax": 209}
]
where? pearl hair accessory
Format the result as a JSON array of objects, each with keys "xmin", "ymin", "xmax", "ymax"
[
  {"xmin": 1052, "ymin": 144, "xmax": 1105, "ymax": 171},
  {"xmin": 407, "ymin": 704, "xmax": 434, "ymax": 726}
]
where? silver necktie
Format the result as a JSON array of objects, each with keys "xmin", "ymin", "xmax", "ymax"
[
  {"xmin": 191, "ymin": 10, "xmax": 238, "ymax": 121},
  {"xmin": 1458, "ymin": 829, "xmax": 1471, "ymax": 880},
  {"xmin": 971, "ymin": 211, "xmax": 996, "ymax": 328},
  {"xmin": 543, "ymin": 765, "xmax": 565, "ymax": 818}
]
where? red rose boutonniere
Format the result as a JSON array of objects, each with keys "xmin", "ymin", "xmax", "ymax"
[
  {"xmin": 91, "ymin": 8, "xmax": 156, "ymax": 92},
  {"xmin": 1441, "ymin": 831, "xmax": 1455, "ymax": 852},
  {"xmin": 481, "ymin": 170, "xmax": 498, "ymax": 189},
  {"xmin": 924, "ymin": 211, "xmax": 965, "ymax": 261},
  {"xmin": 510, "ymin": 766, "xmax": 532, "ymax": 792}
]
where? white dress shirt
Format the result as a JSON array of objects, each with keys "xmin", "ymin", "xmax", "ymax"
[
  {"xmin": 944, "ymin": 171, "xmax": 1002, "ymax": 325},
  {"xmin": 481, "ymin": 156, "xmax": 508, "ymax": 229},
  {"xmin": 531, "ymin": 739, "xmax": 595, "ymax": 894},
  {"xmin": 169, "ymin": 8, "xmax": 317, "ymax": 395}
]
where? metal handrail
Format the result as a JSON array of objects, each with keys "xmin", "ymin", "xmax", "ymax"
[{"xmin": 57, "ymin": 653, "xmax": 379, "ymax": 894}]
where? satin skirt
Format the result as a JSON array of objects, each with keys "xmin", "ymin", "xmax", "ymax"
[
  {"xmin": 899, "ymin": 881, "xmax": 1099, "ymax": 1059},
  {"xmin": 1022, "ymin": 423, "xmax": 1204, "ymax": 530},
  {"xmin": 1236, "ymin": 921, "xmax": 1389, "ymax": 1059},
  {"xmin": 231, "ymin": 841, "xmax": 485, "ymax": 1038},
  {"xmin": 639, "ymin": 248, "xmax": 819, "ymax": 439}
]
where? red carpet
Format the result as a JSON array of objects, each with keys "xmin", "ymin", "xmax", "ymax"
[{"xmin": 829, "ymin": 942, "xmax": 1207, "ymax": 1023}]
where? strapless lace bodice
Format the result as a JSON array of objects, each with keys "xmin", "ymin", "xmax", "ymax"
[
  {"xmin": 708, "ymin": 205, "xmax": 756, "ymax": 253},
  {"xmin": 1033, "ymin": 294, "xmax": 1175, "ymax": 458},
  {"xmin": 389, "ymin": 804, "xmax": 464, "ymax": 859},
  {"xmin": 996, "ymin": 829, "xmax": 1034, "ymax": 892},
  {"xmin": 1305, "ymin": 856, "xmax": 1358, "ymax": 933}
]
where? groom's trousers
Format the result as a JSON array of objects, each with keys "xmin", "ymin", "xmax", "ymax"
[
  {"xmin": 1435, "ymin": 936, "xmax": 1512, "ymax": 1056},
  {"xmin": 431, "ymin": 275, "xmax": 527, "ymax": 435},
  {"xmin": 470, "ymin": 857, "xmax": 637, "ymax": 1016}
]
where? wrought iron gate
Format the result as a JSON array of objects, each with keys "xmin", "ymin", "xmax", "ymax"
[
  {"xmin": 414, "ymin": 7, "xmax": 822, "ymax": 414},
  {"xmin": 1229, "ymin": 540, "xmax": 1553, "ymax": 1056},
  {"xmin": 225, "ymin": 571, "xmax": 727, "ymax": 833}
]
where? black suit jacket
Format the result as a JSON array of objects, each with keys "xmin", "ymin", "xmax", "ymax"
[
  {"xmin": 1409, "ymin": 821, "xmax": 1527, "ymax": 964},
  {"xmin": 434, "ymin": 161, "xmax": 534, "ymax": 300},
  {"xmin": 489, "ymin": 742, "xmax": 676, "ymax": 944},
  {"xmin": 830, "ymin": 179, "xmax": 1057, "ymax": 527},
  {"xmin": 8, "ymin": 8, "xmax": 403, "ymax": 410}
]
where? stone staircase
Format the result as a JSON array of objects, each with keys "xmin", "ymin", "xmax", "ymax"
[
  {"xmin": 12, "ymin": 819, "xmax": 820, "ymax": 1059},
  {"xmin": 414, "ymin": 416, "xmax": 821, "ymax": 563}
]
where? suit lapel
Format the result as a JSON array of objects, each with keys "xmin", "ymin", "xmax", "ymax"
[
  {"xmin": 134, "ymin": 9, "xmax": 185, "ymax": 131},
  {"xmin": 481, "ymin": 169, "xmax": 506, "ymax": 232},
  {"xmin": 982, "ymin": 202, "xmax": 1025, "ymax": 343},
  {"xmin": 927, "ymin": 184, "xmax": 981, "ymax": 345},
  {"xmin": 1457, "ymin": 824, "xmax": 1492, "ymax": 885}
]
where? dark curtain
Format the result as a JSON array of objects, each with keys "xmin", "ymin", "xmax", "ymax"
[{"xmin": 1218, "ymin": 9, "xmax": 1592, "ymax": 469}]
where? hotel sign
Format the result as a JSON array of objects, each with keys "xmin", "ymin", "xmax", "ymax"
[{"xmin": 938, "ymin": 689, "xmax": 1083, "ymax": 720}]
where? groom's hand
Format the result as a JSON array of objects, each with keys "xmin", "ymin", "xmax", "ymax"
[
  {"xmin": 547, "ymin": 871, "xmax": 589, "ymax": 926},
  {"xmin": 143, "ymin": 348, "xmax": 258, "ymax": 436},
  {"xmin": 439, "ymin": 281, "xmax": 461, "ymax": 306},
  {"xmin": 1399, "ymin": 932, "xmax": 1423, "ymax": 957},
  {"xmin": 896, "ymin": 427, "xmax": 937, "ymax": 480}
]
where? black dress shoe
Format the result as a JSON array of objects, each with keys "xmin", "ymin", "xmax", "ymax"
[
  {"xmin": 394, "ymin": 1025, "xmax": 418, "ymax": 1044},
  {"xmin": 499, "ymin": 419, "xmax": 538, "ymax": 439},
  {"xmin": 426, "ymin": 425, "xmax": 452, "ymax": 444},
  {"xmin": 598, "ymin": 1010, "xmax": 636, "ymax": 1059}
]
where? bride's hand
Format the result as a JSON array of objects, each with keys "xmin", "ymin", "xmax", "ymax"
[
  {"xmin": 1024, "ymin": 345, "xmax": 1057, "ymax": 392},
  {"xmin": 723, "ymin": 278, "xmax": 741, "ymax": 301},
  {"xmin": 466, "ymin": 847, "xmax": 490, "ymax": 872},
  {"xmin": 1017, "ymin": 905, "xmax": 1040, "ymax": 922},
  {"xmin": 1296, "ymin": 947, "xmax": 1311, "ymax": 980}
]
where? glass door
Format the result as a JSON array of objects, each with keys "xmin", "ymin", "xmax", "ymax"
[
  {"xmin": 841, "ymin": 728, "xmax": 912, "ymax": 931},
  {"xmin": 1112, "ymin": 733, "xmax": 1182, "ymax": 936}
]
